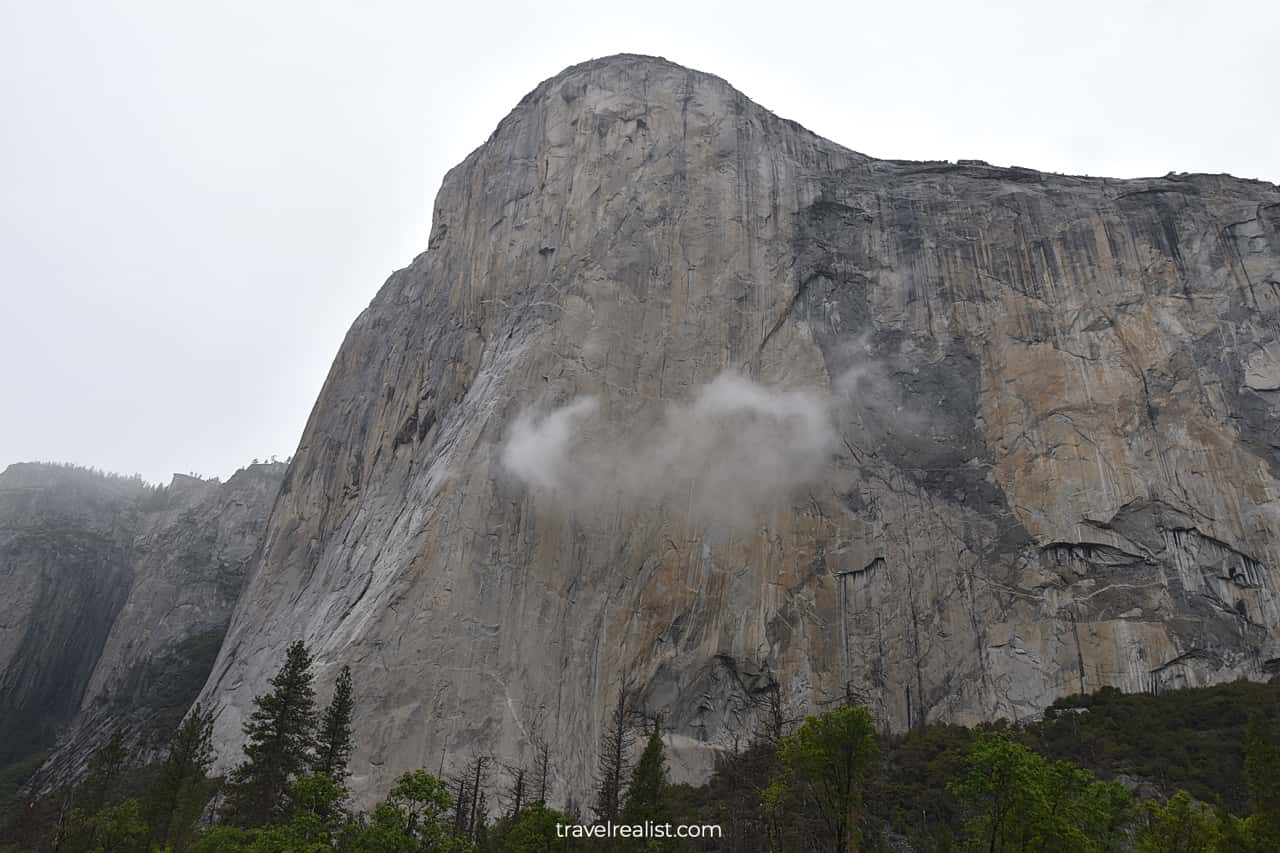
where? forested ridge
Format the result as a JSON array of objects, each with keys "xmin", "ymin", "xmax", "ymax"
[{"xmin": 2, "ymin": 642, "xmax": 1277, "ymax": 852}]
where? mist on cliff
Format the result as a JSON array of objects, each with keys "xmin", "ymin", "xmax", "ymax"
[{"xmin": 501, "ymin": 370, "xmax": 839, "ymax": 528}]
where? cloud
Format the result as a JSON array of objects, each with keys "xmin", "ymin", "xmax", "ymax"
[
  {"xmin": 500, "ymin": 397, "xmax": 599, "ymax": 492},
  {"xmin": 500, "ymin": 370, "xmax": 838, "ymax": 529}
]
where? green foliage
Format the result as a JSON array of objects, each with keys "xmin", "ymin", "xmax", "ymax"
[
  {"xmin": 949, "ymin": 731, "xmax": 1132, "ymax": 852},
  {"xmin": 312, "ymin": 667, "xmax": 355, "ymax": 786},
  {"xmin": 79, "ymin": 797, "xmax": 148, "ymax": 853},
  {"xmin": 190, "ymin": 824, "xmax": 258, "ymax": 852},
  {"xmin": 81, "ymin": 730, "xmax": 130, "ymax": 815},
  {"xmin": 340, "ymin": 769, "xmax": 460, "ymax": 852},
  {"xmin": 622, "ymin": 725, "xmax": 670, "ymax": 825},
  {"xmin": 856, "ymin": 678, "xmax": 1280, "ymax": 850},
  {"xmin": 119, "ymin": 628, "xmax": 230, "ymax": 739},
  {"xmin": 224, "ymin": 641, "xmax": 318, "ymax": 827},
  {"xmin": 1037, "ymin": 679, "xmax": 1280, "ymax": 812},
  {"xmin": 9, "ymin": 676, "xmax": 1280, "ymax": 852},
  {"xmin": 242, "ymin": 775, "xmax": 344, "ymax": 852},
  {"xmin": 145, "ymin": 704, "xmax": 218, "ymax": 850},
  {"xmin": 0, "ymin": 750, "xmax": 48, "ymax": 827},
  {"xmin": 483, "ymin": 801, "xmax": 574, "ymax": 852},
  {"xmin": 265, "ymin": 774, "xmax": 346, "ymax": 851},
  {"xmin": 666, "ymin": 737, "xmax": 778, "ymax": 852},
  {"xmin": 765, "ymin": 705, "xmax": 878, "ymax": 852},
  {"xmin": 1216, "ymin": 805, "xmax": 1258, "ymax": 853},
  {"xmin": 1245, "ymin": 713, "xmax": 1280, "ymax": 849},
  {"xmin": 1134, "ymin": 790, "xmax": 1224, "ymax": 853},
  {"xmin": 385, "ymin": 770, "xmax": 454, "ymax": 841},
  {"xmin": 619, "ymin": 724, "xmax": 676, "ymax": 851},
  {"xmin": 58, "ymin": 796, "xmax": 149, "ymax": 853},
  {"xmin": 292, "ymin": 773, "xmax": 345, "ymax": 825},
  {"xmin": 191, "ymin": 771, "xmax": 459, "ymax": 852},
  {"xmin": 592, "ymin": 689, "xmax": 633, "ymax": 825},
  {"xmin": 864, "ymin": 722, "xmax": 974, "ymax": 851}
]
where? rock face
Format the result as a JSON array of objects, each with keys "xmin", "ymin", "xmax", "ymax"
[
  {"xmin": 0, "ymin": 462, "xmax": 283, "ymax": 786},
  {"xmin": 0, "ymin": 465, "xmax": 145, "ymax": 766},
  {"xmin": 196, "ymin": 55, "xmax": 1280, "ymax": 806}
]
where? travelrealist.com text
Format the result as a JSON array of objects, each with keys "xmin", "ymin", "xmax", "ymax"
[{"xmin": 555, "ymin": 821, "xmax": 723, "ymax": 840}]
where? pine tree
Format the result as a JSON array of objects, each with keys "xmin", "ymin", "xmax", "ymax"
[
  {"xmin": 467, "ymin": 755, "xmax": 491, "ymax": 840},
  {"xmin": 500, "ymin": 762, "xmax": 527, "ymax": 819},
  {"xmin": 312, "ymin": 665, "xmax": 355, "ymax": 784},
  {"xmin": 223, "ymin": 640, "xmax": 318, "ymax": 827},
  {"xmin": 592, "ymin": 688, "xmax": 634, "ymax": 824},
  {"xmin": 622, "ymin": 718, "xmax": 671, "ymax": 826},
  {"xmin": 474, "ymin": 785, "xmax": 491, "ymax": 846},
  {"xmin": 81, "ymin": 730, "xmax": 129, "ymax": 814},
  {"xmin": 1246, "ymin": 713, "xmax": 1280, "ymax": 848},
  {"xmin": 451, "ymin": 774, "xmax": 471, "ymax": 836},
  {"xmin": 532, "ymin": 737, "xmax": 553, "ymax": 806},
  {"xmin": 527, "ymin": 708, "xmax": 554, "ymax": 806},
  {"xmin": 144, "ymin": 704, "xmax": 216, "ymax": 849},
  {"xmin": 61, "ymin": 731, "xmax": 130, "ymax": 852}
]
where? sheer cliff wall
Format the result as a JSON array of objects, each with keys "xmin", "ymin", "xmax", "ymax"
[
  {"xmin": 0, "ymin": 462, "xmax": 283, "ymax": 788},
  {"xmin": 195, "ymin": 55, "xmax": 1280, "ymax": 803}
]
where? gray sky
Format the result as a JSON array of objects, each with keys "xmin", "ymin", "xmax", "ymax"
[{"xmin": 2, "ymin": 0, "xmax": 1277, "ymax": 484}]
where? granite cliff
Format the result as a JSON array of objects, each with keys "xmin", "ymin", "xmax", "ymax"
[
  {"xmin": 0, "ymin": 461, "xmax": 283, "ymax": 788},
  {"xmin": 189, "ymin": 54, "xmax": 1280, "ymax": 805}
]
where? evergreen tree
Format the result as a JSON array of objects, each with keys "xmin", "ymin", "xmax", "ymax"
[
  {"xmin": 312, "ymin": 665, "xmax": 355, "ymax": 785},
  {"xmin": 1246, "ymin": 713, "xmax": 1280, "ymax": 848},
  {"xmin": 622, "ymin": 720, "xmax": 670, "ymax": 826},
  {"xmin": 474, "ymin": 786, "xmax": 491, "ymax": 848},
  {"xmin": 529, "ymin": 712, "xmax": 554, "ymax": 806},
  {"xmin": 500, "ymin": 762, "xmax": 527, "ymax": 819},
  {"xmin": 58, "ymin": 730, "xmax": 131, "ymax": 852},
  {"xmin": 465, "ymin": 755, "xmax": 491, "ymax": 841},
  {"xmin": 144, "ymin": 704, "xmax": 217, "ymax": 850},
  {"xmin": 593, "ymin": 688, "xmax": 633, "ymax": 825},
  {"xmin": 222, "ymin": 640, "xmax": 318, "ymax": 827},
  {"xmin": 80, "ymin": 730, "xmax": 129, "ymax": 815},
  {"xmin": 451, "ymin": 774, "xmax": 471, "ymax": 837}
]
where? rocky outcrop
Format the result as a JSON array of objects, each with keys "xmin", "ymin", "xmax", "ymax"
[
  {"xmin": 0, "ymin": 465, "xmax": 146, "ymax": 766},
  {"xmin": 0, "ymin": 462, "xmax": 283, "ymax": 788},
  {"xmin": 195, "ymin": 54, "xmax": 1280, "ymax": 807}
]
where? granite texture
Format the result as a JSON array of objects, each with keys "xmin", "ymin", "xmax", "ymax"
[{"xmin": 192, "ymin": 55, "xmax": 1280, "ymax": 806}]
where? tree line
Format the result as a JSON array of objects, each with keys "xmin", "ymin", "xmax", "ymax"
[{"xmin": 2, "ymin": 643, "xmax": 1279, "ymax": 852}]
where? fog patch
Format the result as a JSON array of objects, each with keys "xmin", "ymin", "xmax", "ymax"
[
  {"xmin": 500, "ymin": 397, "xmax": 600, "ymax": 492},
  {"xmin": 500, "ymin": 370, "xmax": 838, "ymax": 528}
]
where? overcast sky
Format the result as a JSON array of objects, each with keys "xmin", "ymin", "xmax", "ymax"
[{"xmin": 2, "ymin": 1, "xmax": 1277, "ymax": 484}]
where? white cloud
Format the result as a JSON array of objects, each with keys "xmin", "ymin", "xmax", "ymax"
[{"xmin": 500, "ymin": 370, "xmax": 837, "ymax": 528}]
